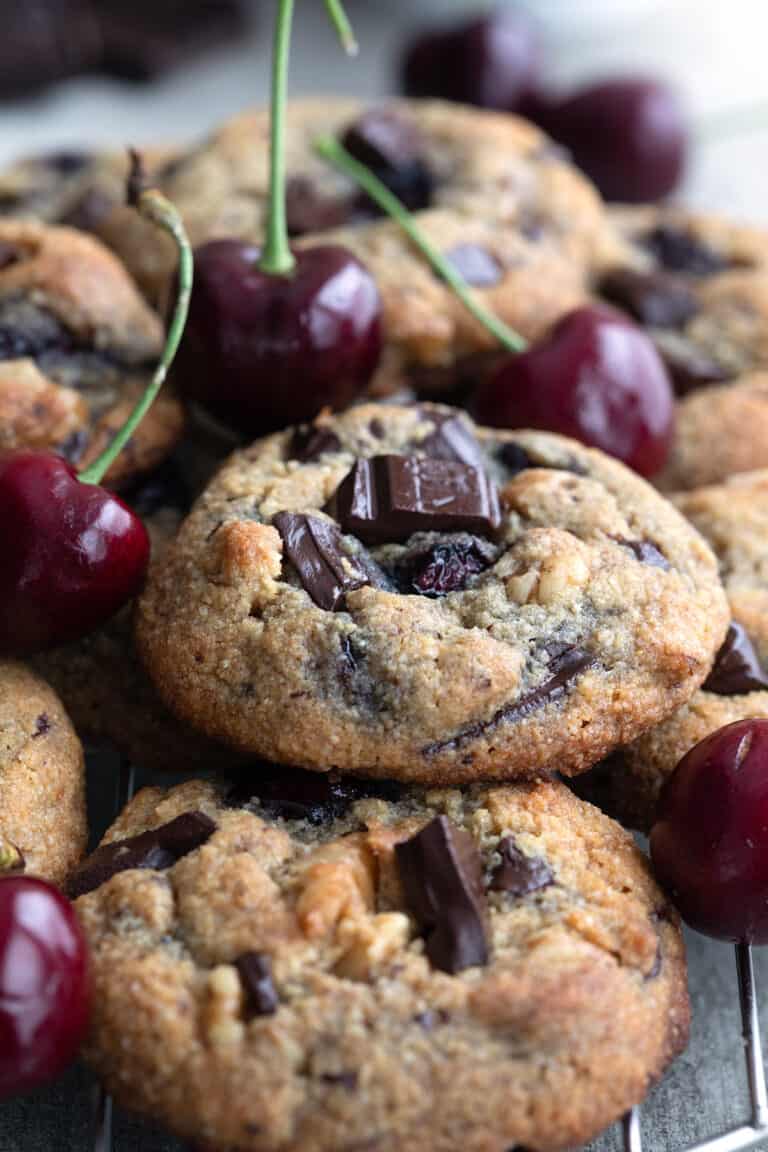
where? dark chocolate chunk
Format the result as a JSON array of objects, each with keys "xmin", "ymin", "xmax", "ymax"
[
  {"xmin": 235, "ymin": 952, "xmax": 279, "ymax": 1018},
  {"xmin": 123, "ymin": 460, "xmax": 192, "ymax": 519},
  {"xmin": 342, "ymin": 109, "xmax": 434, "ymax": 214},
  {"xmin": 414, "ymin": 1009, "xmax": 449, "ymax": 1031},
  {"xmin": 392, "ymin": 533, "xmax": 497, "ymax": 597},
  {"xmin": 396, "ymin": 815, "xmax": 489, "ymax": 974},
  {"xmin": 613, "ymin": 537, "xmax": 671, "ymax": 570},
  {"xmin": 0, "ymin": 243, "xmax": 23, "ymax": 271},
  {"xmin": 418, "ymin": 410, "xmax": 486, "ymax": 472},
  {"xmin": 288, "ymin": 423, "xmax": 342, "ymax": 463},
  {"xmin": 599, "ymin": 267, "xmax": 698, "ymax": 329},
  {"xmin": 69, "ymin": 811, "xmax": 216, "ymax": 898},
  {"xmin": 490, "ymin": 837, "xmax": 553, "ymax": 897},
  {"xmin": 657, "ymin": 341, "xmax": 731, "ymax": 396},
  {"xmin": 641, "ymin": 225, "xmax": 730, "ymax": 277},
  {"xmin": 497, "ymin": 442, "xmax": 534, "ymax": 476},
  {"xmin": 274, "ymin": 512, "xmax": 382, "ymax": 611},
  {"xmin": 444, "ymin": 244, "xmax": 503, "ymax": 287},
  {"xmin": 369, "ymin": 417, "xmax": 386, "ymax": 439},
  {"xmin": 321, "ymin": 1072, "xmax": 358, "ymax": 1091},
  {"xmin": 33, "ymin": 713, "xmax": 51, "ymax": 737},
  {"xmin": 423, "ymin": 646, "xmax": 595, "ymax": 757},
  {"xmin": 333, "ymin": 455, "xmax": 501, "ymax": 545},
  {"xmin": 226, "ymin": 764, "xmax": 401, "ymax": 826},
  {"xmin": 702, "ymin": 622, "xmax": 768, "ymax": 695},
  {"xmin": 286, "ymin": 176, "xmax": 351, "ymax": 237}
]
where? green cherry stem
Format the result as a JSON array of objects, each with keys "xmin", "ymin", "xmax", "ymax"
[
  {"xmin": 259, "ymin": 0, "xmax": 297, "ymax": 277},
  {"xmin": 78, "ymin": 158, "xmax": 193, "ymax": 487},
  {"xmin": 313, "ymin": 135, "xmax": 528, "ymax": 355},
  {"xmin": 324, "ymin": 0, "xmax": 359, "ymax": 55}
]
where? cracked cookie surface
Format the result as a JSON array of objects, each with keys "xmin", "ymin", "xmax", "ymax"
[
  {"xmin": 0, "ymin": 660, "xmax": 87, "ymax": 884},
  {"xmin": 74, "ymin": 773, "xmax": 689, "ymax": 1152},
  {"xmin": 136, "ymin": 403, "xmax": 728, "ymax": 783},
  {"xmin": 0, "ymin": 218, "xmax": 183, "ymax": 487}
]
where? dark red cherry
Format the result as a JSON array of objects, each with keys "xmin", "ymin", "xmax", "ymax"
[
  {"xmin": 474, "ymin": 306, "xmax": 674, "ymax": 477},
  {"xmin": 174, "ymin": 241, "xmax": 382, "ymax": 436},
  {"xmin": 342, "ymin": 109, "xmax": 434, "ymax": 214},
  {"xmin": 651, "ymin": 720, "xmax": 768, "ymax": 943},
  {"xmin": 530, "ymin": 78, "xmax": 689, "ymax": 202},
  {"xmin": 0, "ymin": 451, "xmax": 150, "ymax": 655},
  {"xmin": 0, "ymin": 877, "xmax": 89, "ymax": 1100},
  {"xmin": 401, "ymin": 8, "xmax": 541, "ymax": 112}
]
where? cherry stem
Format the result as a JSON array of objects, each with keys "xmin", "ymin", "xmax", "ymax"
[
  {"xmin": 324, "ymin": 0, "xmax": 358, "ymax": 55},
  {"xmin": 78, "ymin": 164, "xmax": 193, "ymax": 487},
  {"xmin": 314, "ymin": 135, "xmax": 528, "ymax": 355},
  {"xmin": 259, "ymin": 0, "xmax": 297, "ymax": 277}
]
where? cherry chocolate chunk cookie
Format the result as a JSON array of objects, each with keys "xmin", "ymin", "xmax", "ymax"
[
  {"xmin": 136, "ymin": 404, "xmax": 728, "ymax": 782},
  {"xmin": 73, "ymin": 772, "xmax": 689, "ymax": 1152},
  {"xmin": 577, "ymin": 469, "xmax": 768, "ymax": 831},
  {"xmin": 0, "ymin": 218, "xmax": 183, "ymax": 487},
  {"xmin": 0, "ymin": 661, "xmax": 87, "ymax": 885}
]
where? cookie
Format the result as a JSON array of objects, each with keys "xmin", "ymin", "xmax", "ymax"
[
  {"xmin": 136, "ymin": 403, "xmax": 728, "ymax": 783},
  {"xmin": 0, "ymin": 660, "xmax": 87, "ymax": 885},
  {"xmin": 576, "ymin": 470, "xmax": 768, "ymax": 831},
  {"xmin": 73, "ymin": 771, "xmax": 689, "ymax": 1152},
  {"xmin": 0, "ymin": 219, "xmax": 184, "ymax": 487}
]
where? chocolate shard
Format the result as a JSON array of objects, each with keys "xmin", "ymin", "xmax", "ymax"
[
  {"xmin": 275, "ymin": 512, "xmax": 386, "ymax": 611},
  {"xmin": 444, "ymin": 244, "xmax": 503, "ymax": 287},
  {"xmin": 497, "ymin": 442, "xmax": 535, "ymax": 476},
  {"xmin": 226, "ymin": 764, "xmax": 402, "ymax": 825},
  {"xmin": 702, "ymin": 622, "xmax": 768, "ymax": 695},
  {"xmin": 657, "ymin": 340, "xmax": 731, "ymax": 396},
  {"xmin": 69, "ymin": 811, "xmax": 216, "ymax": 899},
  {"xmin": 418, "ymin": 411, "xmax": 487, "ymax": 472},
  {"xmin": 391, "ymin": 533, "xmax": 498, "ymax": 597},
  {"xmin": 288, "ymin": 423, "xmax": 342, "ymax": 463},
  {"xmin": 641, "ymin": 225, "xmax": 730, "ymax": 277},
  {"xmin": 490, "ymin": 837, "xmax": 553, "ymax": 897},
  {"xmin": 342, "ymin": 108, "xmax": 434, "ymax": 215},
  {"xmin": 423, "ymin": 645, "xmax": 595, "ymax": 757},
  {"xmin": 333, "ymin": 455, "xmax": 501, "ymax": 545},
  {"xmin": 235, "ymin": 951, "xmax": 279, "ymax": 1018},
  {"xmin": 613, "ymin": 537, "xmax": 671, "ymax": 570},
  {"xmin": 599, "ymin": 266, "xmax": 699, "ymax": 329},
  {"xmin": 396, "ymin": 815, "xmax": 489, "ymax": 974}
]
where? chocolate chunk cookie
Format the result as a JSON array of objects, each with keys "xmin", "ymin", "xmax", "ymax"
[
  {"xmin": 0, "ymin": 661, "xmax": 87, "ymax": 885},
  {"xmin": 0, "ymin": 219, "xmax": 183, "ymax": 487},
  {"xmin": 577, "ymin": 470, "xmax": 768, "ymax": 831},
  {"xmin": 74, "ymin": 773, "xmax": 689, "ymax": 1152},
  {"xmin": 136, "ymin": 404, "xmax": 728, "ymax": 783}
]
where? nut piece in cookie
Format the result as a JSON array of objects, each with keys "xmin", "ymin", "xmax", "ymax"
[{"xmin": 74, "ymin": 772, "xmax": 689, "ymax": 1152}]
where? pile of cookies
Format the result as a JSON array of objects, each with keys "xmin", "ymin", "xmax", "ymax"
[{"xmin": 4, "ymin": 91, "xmax": 768, "ymax": 1152}]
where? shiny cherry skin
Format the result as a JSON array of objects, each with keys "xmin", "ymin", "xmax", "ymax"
[
  {"xmin": 174, "ymin": 241, "xmax": 382, "ymax": 436},
  {"xmin": 0, "ymin": 451, "xmax": 150, "ymax": 655},
  {"xmin": 401, "ymin": 8, "xmax": 541, "ymax": 112},
  {"xmin": 473, "ymin": 305, "xmax": 674, "ymax": 477},
  {"xmin": 651, "ymin": 720, "xmax": 768, "ymax": 943},
  {"xmin": 530, "ymin": 78, "xmax": 689, "ymax": 203},
  {"xmin": 0, "ymin": 877, "xmax": 89, "ymax": 1100}
]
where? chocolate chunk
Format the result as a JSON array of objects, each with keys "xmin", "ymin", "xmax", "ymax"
[
  {"xmin": 226, "ymin": 764, "xmax": 401, "ymax": 826},
  {"xmin": 392, "ymin": 533, "xmax": 497, "ymax": 596},
  {"xmin": 274, "ymin": 512, "xmax": 384, "ymax": 611},
  {"xmin": 396, "ymin": 815, "xmax": 488, "ymax": 974},
  {"xmin": 321, "ymin": 1072, "xmax": 358, "ymax": 1091},
  {"xmin": 369, "ymin": 417, "xmax": 386, "ymax": 439},
  {"xmin": 657, "ymin": 341, "xmax": 731, "ymax": 396},
  {"xmin": 333, "ymin": 455, "xmax": 501, "ymax": 545},
  {"xmin": 235, "ymin": 952, "xmax": 278, "ymax": 1018},
  {"xmin": 497, "ymin": 443, "xmax": 534, "ymax": 475},
  {"xmin": 641, "ymin": 225, "xmax": 729, "ymax": 277},
  {"xmin": 123, "ymin": 460, "xmax": 192, "ymax": 519},
  {"xmin": 599, "ymin": 267, "xmax": 698, "ymax": 329},
  {"xmin": 490, "ymin": 837, "xmax": 553, "ymax": 897},
  {"xmin": 444, "ymin": 244, "xmax": 503, "ymax": 287},
  {"xmin": 69, "ymin": 811, "xmax": 216, "ymax": 898},
  {"xmin": 614, "ymin": 537, "xmax": 671, "ymax": 570},
  {"xmin": 0, "ymin": 243, "xmax": 23, "ymax": 271},
  {"xmin": 288, "ymin": 423, "xmax": 342, "ymax": 462},
  {"xmin": 418, "ymin": 411, "xmax": 487, "ymax": 472},
  {"xmin": 33, "ymin": 713, "xmax": 51, "ymax": 737},
  {"xmin": 286, "ymin": 176, "xmax": 351, "ymax": 236},
  {"xmin": 343, "ymin": 109, "xmax": 434, "ymax": 214},
  {"xmin": 414, "ymin": 1009, "xmax": 449, "ymax": 1030},
  {"xmin": 702, "ymin": 622, "xmax": 768, "ymax": 695},
  {"xmin": 423, "ymin": 646, "xmax": 595, "ymax": 757}
]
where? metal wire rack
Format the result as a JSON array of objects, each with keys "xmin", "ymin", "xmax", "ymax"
[{"xmin": 87, "ymin": 762, "xmax": 768, "ymax": 1152}]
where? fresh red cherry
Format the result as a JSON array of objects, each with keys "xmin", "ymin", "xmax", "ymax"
[
  {"xmin": 401, "ymin": 8, "xmax": 541, "ymax": 112},
  {"xmin": 0, "ymin": 877, "xmax": 89, "ymax": 1100},
  {"xmin": 0, "ymin": 451, "xmax": 150, "ymax": 655},
  {"xmin": 174, "ymin": 240, "xmax": 382, "ymax": 436},
  {"xmin": 651, "ymin": 720, "xmax": 768, "ymax": 943},
  {"xmin": 530, "ymin": 78, "xmax": 689, "ymax": 203},
  {"xmin": 473, "ymin": 305, "xmax": 674, "ymax": 477}
]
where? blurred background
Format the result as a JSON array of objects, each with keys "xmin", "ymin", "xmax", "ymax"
[{"xmin": 1, "ymin": 0, "xmax": 768, "ymax": 219}]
